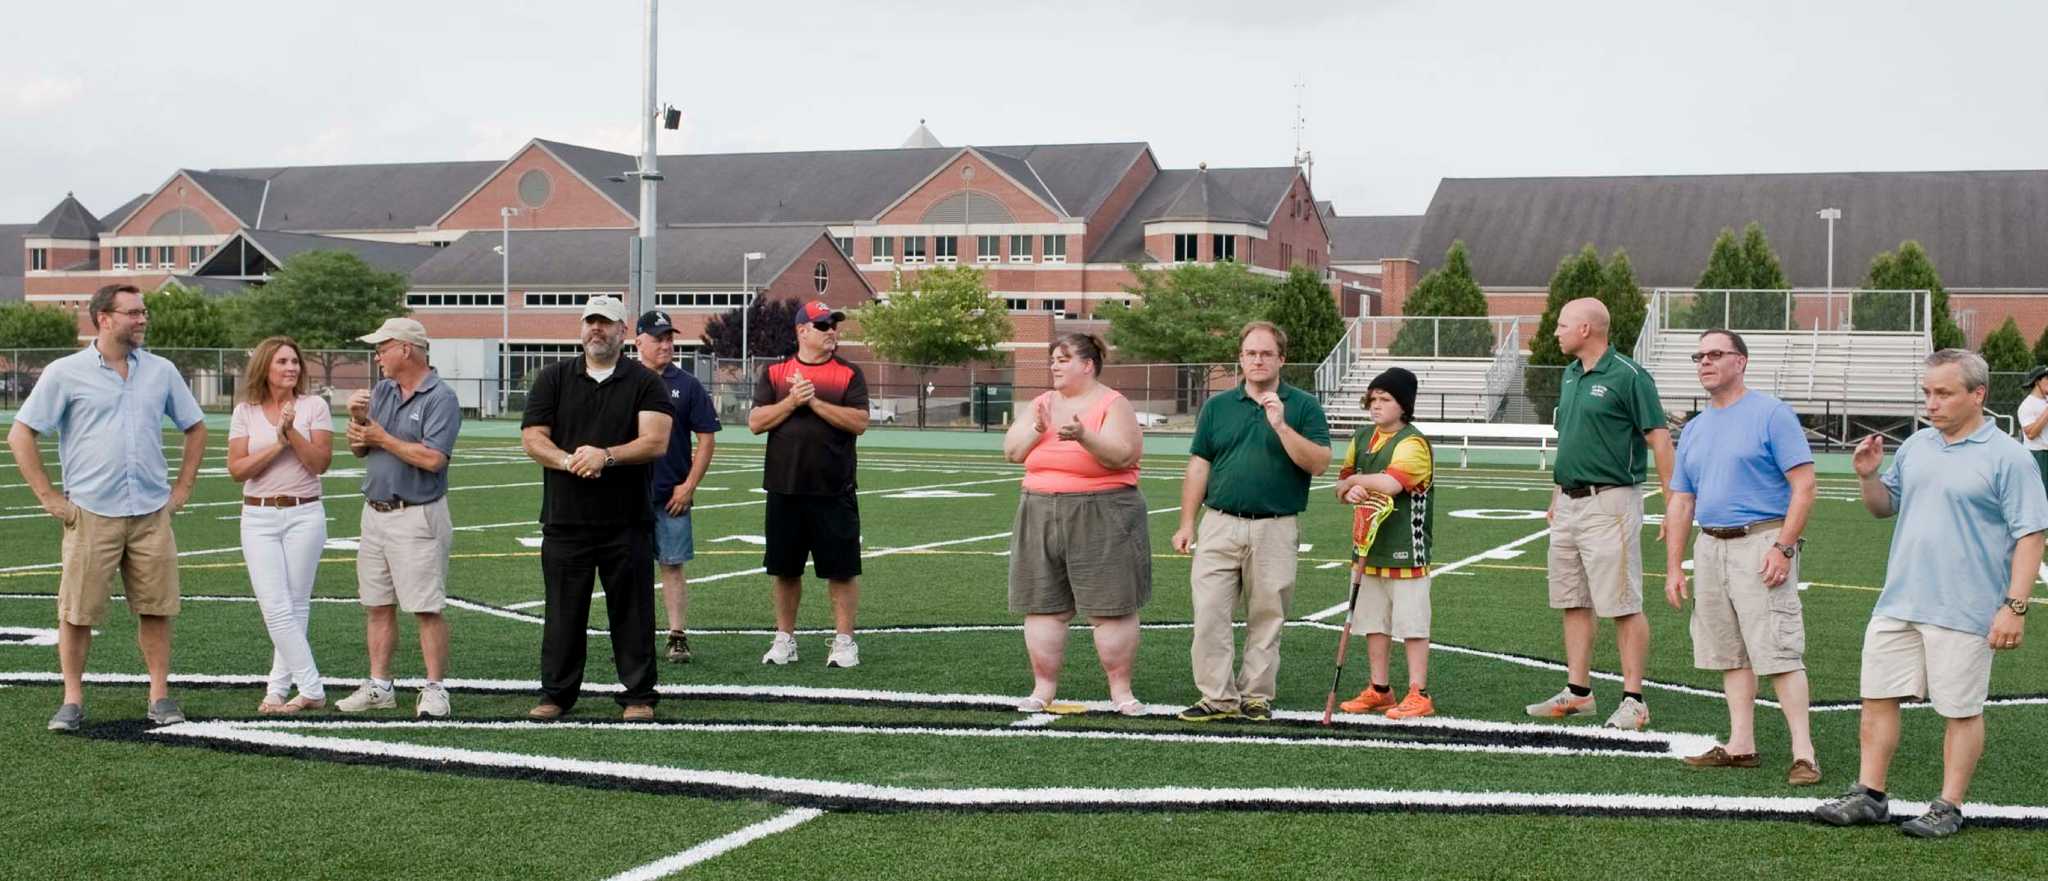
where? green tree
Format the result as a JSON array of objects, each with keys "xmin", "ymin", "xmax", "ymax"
[
  {"xmin": 1524, "ymin": 245, "xmax": 1605, "ymax": 419},
  {"xmin": 701, "ymin": 297, "xmax": 802, "ymax": 362},
  {"xmin": 2031, "ymin": 322, "xmax": 2048, "ymax": 367},
  {"xmin": 143, "ymin": 283, "xmax": 236, "ymax": 374},
  {"xmin": 1265, "ymin": 265, "xmax": 1346, "ymax": 387},
  {"xmin": 1391, "ymin": 241, "xmax": 1492, "ymax": 358},
  {"xmin": 1980, "ymin": 316, "xmax": 2032, "ymax": 415},
  {"xmin": 1098, "ymin": 261, "xmax": 1273, "ymax": 365},
  {"xmin": 854, "ymin": 266, "xmax": 1010, "ymax": 428},
  {"xmin": 1600, "ymin": 249, "xmax": 1647, "ymax": 355},
  {"xmin": 1862, "ymin": 241, "xmax": 1964, "ymax": 349},
  {"xmin": 236, "ymin": 250, "xmax": 409, "ymax": 385},
  {"xmin": 0, "ymin": 302, "xmax": 82, "ymax": 349},
  {"xmin": 1685, "ymin": 223, "xmax": 1790, "ymax": 330}
]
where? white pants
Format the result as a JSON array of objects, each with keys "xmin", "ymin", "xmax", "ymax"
[{"xmin": 240, "ymin": 502, "xmax": 327, "ymax": 700}]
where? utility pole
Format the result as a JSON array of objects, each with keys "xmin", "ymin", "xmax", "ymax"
[{"xmin": 628, "ymin": 0, "xmax": 662, "ymax": 318}]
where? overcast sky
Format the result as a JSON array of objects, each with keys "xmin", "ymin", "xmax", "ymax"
[{"xmin": 3, "ymin": 0, "xmax": 2043, "ymax": 224}]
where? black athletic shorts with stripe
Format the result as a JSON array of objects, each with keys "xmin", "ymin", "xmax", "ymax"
[{"xmin": 763, "ymin": 491, "xmax": 862, "ymax": 580}]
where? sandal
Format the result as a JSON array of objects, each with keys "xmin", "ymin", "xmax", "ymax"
[
  {"xmin": 257, "ymin": 694, "xmax": 291, "ymax": 714},
  {"xmin": 1015, "ymin": 696, "xmax": 1053, "ymax": 713},
  {"xmin": 1113, "ymin": 699, "xmax": 1146, "ymax": 717},
  {"xmin": 281, "ymin": 695, "xmax": 327, "ymax": 714}
]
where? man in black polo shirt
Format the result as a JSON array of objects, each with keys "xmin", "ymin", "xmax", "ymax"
[{"xmin": 519, "ymin": 295, "xmax": 674, "ymax": 721}]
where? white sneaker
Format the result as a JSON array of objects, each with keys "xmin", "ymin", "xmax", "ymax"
[
  {"xmin": 826, "ymin": 634, "xmax": 860, "ymax": 668},
  {"xmin": 336, "ymin": 682, "xmax": 396, "ymax": 713},
  {"xmin": 761, "ymin": 632, "xmax": 799, "ymax": 665},
  {"xmin": 416, "ymin": 684, "xmax": 451, "ymax": 718},
  {"xmin": 1604, "ymin": 696, "xmax": 1650, "ymax": 730}
]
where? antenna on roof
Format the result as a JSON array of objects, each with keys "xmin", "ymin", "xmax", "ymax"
[{"xmin": 1292, "ymin": 77, "xmax": 1312, "ymax": 185}]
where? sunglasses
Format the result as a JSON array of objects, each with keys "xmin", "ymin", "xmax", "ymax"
[
  {"xmin": 1689, "ymin": 349, "xmax": 1741, "ymax": 364},
  {"xmin": 810, "ymin": 320, "xmax": 840, "ymax": 332}
]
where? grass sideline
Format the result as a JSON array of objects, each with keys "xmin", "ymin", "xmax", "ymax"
[{"xmin": 0, "ymin": 425, "xmax": 2044, "ymax": 880}]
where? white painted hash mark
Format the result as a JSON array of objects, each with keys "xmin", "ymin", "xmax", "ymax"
[{"xmin": 601, "ymin": 807, "xmax": 824, "ymax": 880}]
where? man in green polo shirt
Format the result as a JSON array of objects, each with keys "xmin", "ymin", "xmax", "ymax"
[
  {"xmin": 1172, "ymin": 321, "xmax": 1332, "ymax": 722},
  {"xmin": 1527, "ymin": 297, "xmax": 1674, "ymax": 730}
]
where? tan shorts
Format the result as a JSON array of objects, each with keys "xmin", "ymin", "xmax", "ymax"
[
  {"xmin": 1546, "ymin": 485, "xmax": 1644, "ymax": 618},
  {"xmin": 58, "ymin": 506, "xmax": 181, "ymax": 626},
  {"xmin": 1690, "ymin": 528, "xmax": 1805, "ymax": 676},
  {"xmin": 356, "ymin": 497, "xmax": 452, "ymax": 614},
  {"xmin": 1348, "ymin": 572, "xmax": 1432, "ymax": 640},
  {"xmin": 1861, "ymin": 615, "xmax": 1993, "ymax": 718}
]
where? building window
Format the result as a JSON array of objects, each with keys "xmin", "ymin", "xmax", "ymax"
[
  {"xmin": 1042, "ymin": 234, "xmax": 1067, "ymax": 263},
  {"xmin": 1008, "ymin": 234, "xmax": 1032, "ymax": 263},
  {"xmin": 406, "ymin": 292, "xmax": 507, "ymax": 307},
  {"xmin": 1004, "ymin": 297, "xmax": 1031, "ymax": 312},
  {"xmin": 1213, "ymin": 235, "xmax": 1235, "ymax": 262},
  {"xmin": 813, "ymin": 261, "xmax": 829, "ymax": 293},
  {"xmin": 505, "ymin": 343, "xmax": 583, "ymax": 387},
  {"xmin": 976, "ymin": 235, "xmax": 1001, "ymax": 263},
  {"xmin": 112, "ymin": 246, "xmax": 129, "ymax": 270},
  {"xmin": 834, "ymin": 236, "xmax": 854, "ymax": 258},
  {"xmin": 158, "ymin": 245, "xmax": 176, "ymax": 268},
  {"xmin": 188, "ymin": 245, "xmax": 207, "ymax": 266},
  {"xmin": 903, "ymin": 236, "xmax": 927, "ymax": 263},
  {"xmin": 654, "ymin": 291, "xmax": 749, "ymax": 310},
  {"xmin": 934, "ymin": 236, "xmax": 958, "ymax": 263},
  {"xmin": 29, "ymin": 248, "xmax": 48, "ymax": 271},
  {"xmin": 525, "ymin": 291, "xmax": 621, "ymax": 308},
  {"xmin": 1307, "ymin": 248, "xmax": 1319, "ymax": 269},
  {"xmin": 1281, "ymin": 243, "xmax": 1293, "ymax": 267},
  {"xmin": 1047, "ymin": 298, "xmax": 1068, "ymax": 317},
  {"xmin": 1173, "ymin": 234, "xmax": 1199, "ymax": 263},
  {"xmin": 133, "ymin": 247, "xmax": 151, "ymax": 270},
  {"xmin": 872, "ymin": 236, "xmax": 895, "ymax": 264}
]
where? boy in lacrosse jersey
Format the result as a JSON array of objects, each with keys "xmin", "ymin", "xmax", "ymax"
[{"xmin": 1332, "ymin": 368, "xmax": 1438, "ymax": 719}]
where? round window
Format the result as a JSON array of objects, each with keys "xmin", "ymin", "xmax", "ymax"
[
  {"xmin": 517, "ymin": 169, "xmax": 552, "ymax": 208},
  {"xmin": 813, "ymin": 261, "xmax": 829, "ymax": 293}
]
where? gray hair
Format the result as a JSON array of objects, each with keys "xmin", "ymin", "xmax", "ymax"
[{"xmin": 1925, "ymin": 348, "xmax": 1989, "ymax": 392}]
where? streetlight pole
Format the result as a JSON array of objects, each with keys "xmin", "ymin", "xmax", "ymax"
[
  {"xmin": 629, "ymin": 0, "xmax": 661, "ymax": 319},
  {"xmin": 739, "ymin": 251, "xmax": 765, "ymax": 373},
  {"xmin": 499, "ymin": 206, "xmax": 518, "ymax": 410},
  {"xmin": 1817, "ymin": 207, "xmax": 1841, "ymax": 326}
]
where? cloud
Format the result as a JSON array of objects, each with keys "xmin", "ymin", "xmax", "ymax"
[{"xmin": 3, "ymin": 76, "xmax": 83, "ymax": 114}]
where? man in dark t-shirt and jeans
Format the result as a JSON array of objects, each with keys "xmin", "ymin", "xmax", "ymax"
[
  {"xmin": 520, "ymin": 296, "xmax": 674, "ymax": 721},
  {"xmin": 749, "ymin": 300, "xmax": 870, "ymax": 668}
]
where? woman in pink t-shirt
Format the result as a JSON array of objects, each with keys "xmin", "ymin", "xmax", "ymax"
[
  {"xmin": 1001, "ymin": 333, "xmax": 1150, "ymax": 715},
  {"xmin": 226, "ymin": 337, "xmax": 334, "ymax": 713}
]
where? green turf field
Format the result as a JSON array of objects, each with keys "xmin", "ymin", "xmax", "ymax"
[{"xmin": 2, "ymin": 424, "xmax": 2045, "ymax": 880}]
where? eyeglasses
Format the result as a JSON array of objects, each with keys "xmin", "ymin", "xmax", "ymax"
[
  {"xmin": 109, "ymin": 308, "xmax": 149, "ymax": 319},
  {"xmin": 1690, "ymin": 349, "xmax": 1741, "ymax": 364},
  {"xmin": 1241, "ymin": 350, "xmax": 1280, "ymax": 361},
  {"xmin": 810, "ymin": 321, "xmax": 839, "ymax": 332}
]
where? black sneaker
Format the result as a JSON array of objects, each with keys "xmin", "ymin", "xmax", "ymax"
[
  {"xmin": 1814, "ymin": 785, "xmax": 1889, "ymax": 827},
  {"xmin": 1240, "ymin": 699, "xmax": 1273, "ymax": 721},
  {"xmin": 665, "ymin": 632, "xmax": 692, "ymax": 664},
  {"xmin": 1900, "ymin": 799, "xmax": 1964, "ymax": 838},
  {"xmin": 1177, "ymin": 700, "xmax": 1241, "ymax": 722}
]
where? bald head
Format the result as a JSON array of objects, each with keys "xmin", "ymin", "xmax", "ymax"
[{"xmin": 1554, "ymin": 297, "xmax": 1611, "ymax": 358}]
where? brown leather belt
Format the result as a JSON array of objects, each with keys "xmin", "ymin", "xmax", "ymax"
[
  {"xmin": 1700, "ymin": 518, "xmax": 1784, "ymax": 540},
  {"xmin": 243, "ymin": 495, "xmax": 320, "ymax": 508},
  {"xmin": 1558, "ymin": 484, "xmax": 1626, "ymax": 499}
]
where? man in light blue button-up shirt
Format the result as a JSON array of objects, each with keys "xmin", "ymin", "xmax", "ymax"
[{"xmin": 6, "ymin": 284, "xmax": 207, "ymax": 732}]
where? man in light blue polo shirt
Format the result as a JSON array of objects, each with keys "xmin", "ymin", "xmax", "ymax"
[
  {"xmin": 6, "ymin": 284, "xmax": 207, "ymax": 732},
  {"xmin": 1663, "ymin": 329, "xmax": 1820, "ymax": 786},
  {"xmin": 1816, "ymin": 349, "xmax": 2048, "ymax": 838}
]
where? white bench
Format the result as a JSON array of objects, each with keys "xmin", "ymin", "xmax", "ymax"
[{"xmin": 1412, "ymin": 421, "xmax": 1558, "ymax": 470}]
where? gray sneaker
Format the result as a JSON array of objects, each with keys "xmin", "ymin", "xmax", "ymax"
[
  {"xmin": 336, "ymin": 682, "xmax": 397, "ymax": 713},
  {"xmin": 1900, "ymin": 799, "xmax": 1965, "ymax": 838},
  {"xmin": 47, "ymin": 703, "xmax": 83, "ymax": 732},
  {"xmin": 1814, "ymin": 785, "xmax": 1890, "ymax": 826},
  {"xmin": 146, "ymin": 697, "xmax": 186, "ymax": 725},
  {"xmin": 416, "ymin": 684, "xmax": 451, "ymax": 718}
]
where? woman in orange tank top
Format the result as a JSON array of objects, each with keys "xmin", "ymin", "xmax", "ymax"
[{"xmin": 1001, "ymin": 333, "xmax": 1151, "ymax": 715}]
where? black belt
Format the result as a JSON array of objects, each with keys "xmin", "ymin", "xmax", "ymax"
[
  {"xmin": 1209, "ymin": 506, "xmax": 1287, "ymax": 521},
  {"xmin": 1700, "ymin": 518, "xmax": 1784, "ymax": 540},
  {"xmin": 365, "ymin": 497, "xmax": 436, "ymax": 513},
  {"xmin": 1558, "ymin": 484, "xmax": 1627, "ymax": 499}
]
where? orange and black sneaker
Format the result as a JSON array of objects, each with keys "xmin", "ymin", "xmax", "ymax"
[
  {"xmin": 1338, "ymin": 686, "xmax": 1399, "ymax": 714},
  {"xmin": 1384, "ymin": 689, "xmax": 1436, "ymax": 720}
]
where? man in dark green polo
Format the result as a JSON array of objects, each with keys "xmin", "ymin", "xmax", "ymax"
[
  {"xmin": 1527, "ymin": 297, "xmax": 1674, "ymax": 730},
  {"xmin": 1172, "ymin": 321, "xmax": 1332, "ymax": 722}
]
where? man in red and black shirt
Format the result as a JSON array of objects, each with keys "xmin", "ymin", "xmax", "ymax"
[{"xmin": 749, "ymin": 301, "xmax": 871, "ymax": 668}]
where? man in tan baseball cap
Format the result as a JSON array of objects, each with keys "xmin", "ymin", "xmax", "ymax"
[
  {"xmin": 359, "ymin": 317, "xmax": 431, "ymax": 349},
  {"xmin": 581, "ymin": 295, "xmax": 628, "ymax": 325}
]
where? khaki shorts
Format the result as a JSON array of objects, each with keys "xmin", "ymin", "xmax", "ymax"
[
  {"xmin": 1008, "ymin": 487, "xmax": 1152, "ymax": 617},
  {"xmin": 356, "ymin": 497, "xmax": 452, "ymax": 614},
  {"xmin": 1348, "ymin": 572, "xmax": 1431, "ymax": 640},
  {"xmin": 1690, "ymin": 528, "xmax": 1805, "ymax": 676},
  {"xmin": 1546, "ymin": 485, "xmax": 1644, "ymax": 618},
  {"xmin": 1861, "ymin": 615, "xmax": 1993, "ymax": 718},
  {"xmin": 58, "ymin": 506, "xmax": 180, "ymax": 626}
]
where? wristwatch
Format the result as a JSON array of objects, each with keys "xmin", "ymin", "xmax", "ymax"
[
  {"xmin": 1771, "ymin": 541, "xmax": 1797, "ymax": 559},
  {"xmin": 603, "ymin": 450, "xmax": 616, "ymax": 469},
  {"xmin": 2005, "ymin": 597, "xmax": 2031, "ymax": 616}
]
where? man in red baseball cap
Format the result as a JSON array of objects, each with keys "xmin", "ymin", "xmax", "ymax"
[{"xmin": 748, "ymin": 300, "xmax": 870, "ymax": 668}]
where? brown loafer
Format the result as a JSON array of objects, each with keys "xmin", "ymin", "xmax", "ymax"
[
  {"xmin": 1683, "ymin": 746, "xmax": 1760, "ymax": 768},
  {"xmin": 622, "ymin": 704, "xmax": 655, "ymax": 723},
  {"xmin": 527, "ymin": 702, "xmax": 565, "ymax": 721},
  {"xmin": 1787, "ymin": 758, "xmax": 1822, "ymax": 786}
]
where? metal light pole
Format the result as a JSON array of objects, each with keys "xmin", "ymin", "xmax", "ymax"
[
  {"xmin": 739, "ymin": 251, "xmax": 766, "ymax": 373},
  {"xmin": 499, "ymin": 206, "xmax": 517, "ymax": 403},
  {"xmin": 628, "ymin": 0, "xmax": 661, "ymax": 318},
  {"xmin": 1817, "ymin": 207, "xmax": 1841, "ymax": 326}
]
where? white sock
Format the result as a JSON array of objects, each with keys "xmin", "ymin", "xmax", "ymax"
[{"xmin": 371, "ymin": 678, "xmax": 394, "ymax": 692}]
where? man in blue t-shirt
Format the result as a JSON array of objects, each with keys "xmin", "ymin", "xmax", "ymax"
[
  {"xmin": 1663, "ymin": 330, "xmax": 1820, "ymax": 786},
  {"xmin": 1815, "ymin": 349, "xmax": 2048, "ymax": 838},
  {"xmin": 636, "ymin": 311, "xmax": 722, "ymax": 663}
]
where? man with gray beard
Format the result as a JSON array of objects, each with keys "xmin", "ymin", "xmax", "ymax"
[{"xmin": 520, "ymin": 296, "xmax": 674, "ymax": 721}]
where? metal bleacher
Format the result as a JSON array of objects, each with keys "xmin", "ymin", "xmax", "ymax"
[{"xmin": 1316, "ymin": 316, "xmax": 1528, "ymax": 434}]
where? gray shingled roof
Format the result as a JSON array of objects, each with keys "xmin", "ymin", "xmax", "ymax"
[
  {"xmin": 530, "ymin": 140, "xmax": 639, "ymax": 218},
  {"xmin": 218, "ymin": 161, "xmax": 501, "ymax": 231},
  {"xmin": 191, "ymin": 230, "xmax": 439, "ymax": 277},
  {"xmin": 1413, "ymin": 171, "xmax": 2048, "ymax": 289},
  {"xmin": 1090, "ymin": 167, "xmax": 1301, "ymax": 263},
  {"xmin": 408, "ymin": 225, "xmax": 856, "ymax": 290},
  {"xmin": 980, "ymin": 143, "xmax": 1149, "ymax": 219},
  {"xmin": 0, "ymin": 223, "xmax": 29, "ymax": 302},
  {"xmin": 182, "ymin": 170, "xmax": 268, "ymax": 226},
  {"xmin": 1328, "ymin": 215, "xmax": 1422, "ymax": 262},
  {"xmin": 29, "ymin": 194, "xmax": 101, "ymax": 239},
  {"xmin": 101, "ymin": 192, "xmax": 150, "ymax": 232},
  {"xmin": 161, "ymin": 274, "xmax": 252, "ymax": 297}
]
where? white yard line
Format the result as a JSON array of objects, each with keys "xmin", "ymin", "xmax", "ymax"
[
  {"xmin": 601, "ymin": 808, "xmax": 824, "ymax": 881},
  {"xmin": 1303, "ymin": 526, "xmax": 1553, "ymax": 621}
]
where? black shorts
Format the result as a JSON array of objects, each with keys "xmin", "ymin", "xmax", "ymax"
[{"xmin": 763, "ymin": 491, "xmax": 862, "ymax": 580}]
